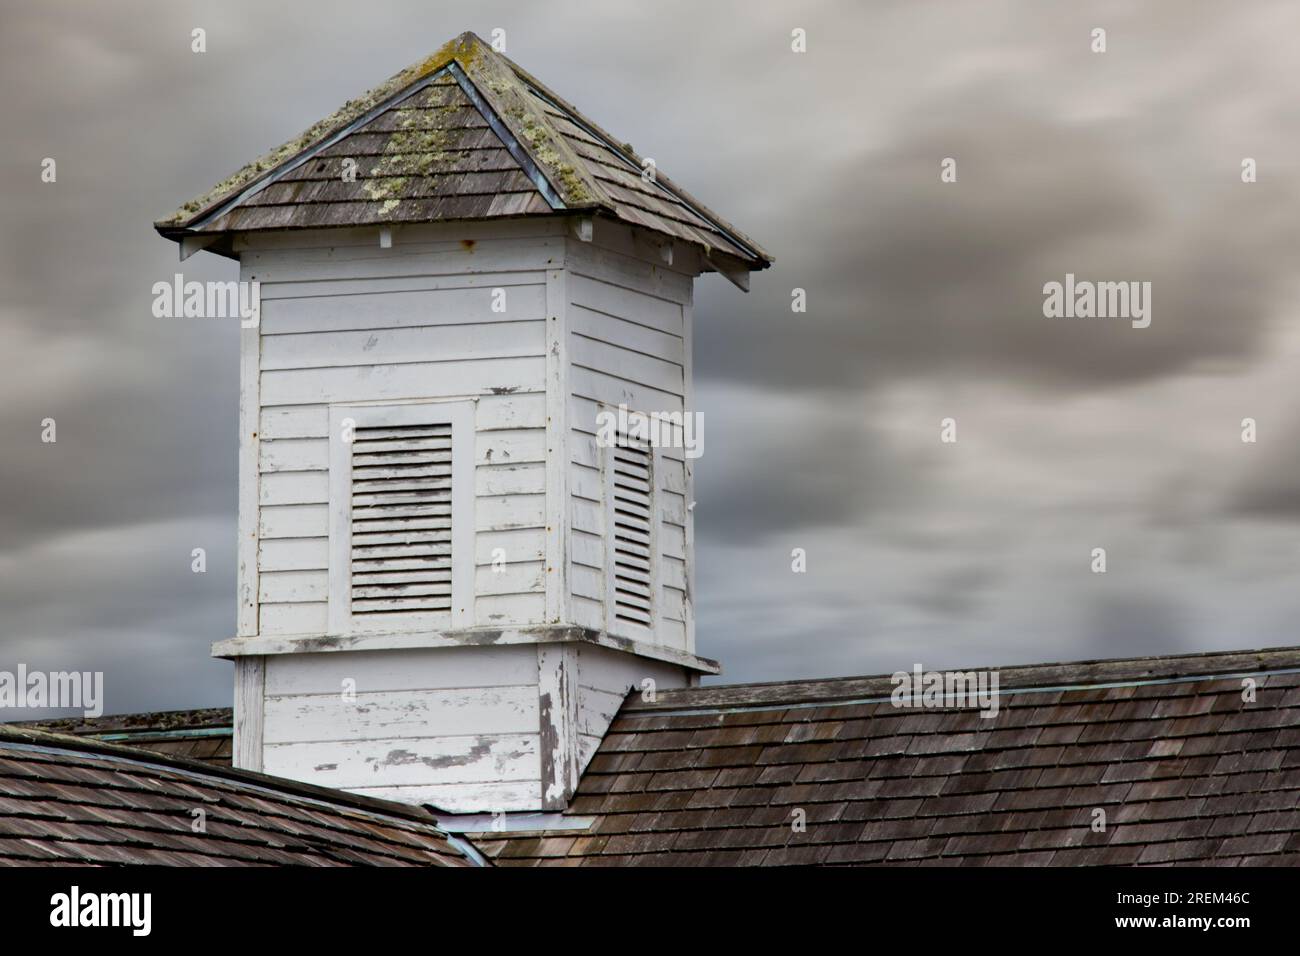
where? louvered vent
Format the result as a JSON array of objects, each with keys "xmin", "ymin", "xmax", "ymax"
[
  {"xmin": 611, "ymin": 438, "xmax": 654, "ymax": 627},
  {"xmin": 349, "ymin": 421, "xmax": 454, "ymax": 616}
]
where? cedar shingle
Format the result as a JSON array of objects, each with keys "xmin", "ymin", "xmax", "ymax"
[
  {"xmin": 0, "ymin": 727, "xmax": 474, "ymax": 867},
  {"xmin": 156, "ymin": 34, "xmax": 770, "ymax": 270},
  {"xmin": 482, "ymin": 648, "xmax": 1300, "ymax": 866}
]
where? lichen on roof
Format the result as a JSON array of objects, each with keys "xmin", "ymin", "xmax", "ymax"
[
  {"xmin": 509, "ymin": 106, "xmax": 592, "ymax": 203},
  {"xmin": 153, "ymin": 30, "xmax": 772, "ymax": 269},
  {"xmin": 156, "ymin": 32, "xmax": 486, "ymax": 227}
]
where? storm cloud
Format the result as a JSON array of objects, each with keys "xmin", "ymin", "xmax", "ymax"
[{"xmin": 3, "ymin": 0, "xmax": 1299, "ymax": 711}]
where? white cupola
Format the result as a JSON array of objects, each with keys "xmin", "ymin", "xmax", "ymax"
[{"xmin": 155, "ymin": 31, "xmax": 771, "ymax": 812}]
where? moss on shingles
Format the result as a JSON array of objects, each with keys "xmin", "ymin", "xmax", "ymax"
[
  {"xmin": 507, "ymin": 105, "xmax": 591, "ymax": 203},
  {"xmin": 360, "ymin": 124, "xmax": 455, "ymax": 196},
  {"xmin": 158, "ymin": 31, "xmax": 487, "ymax": 226}
]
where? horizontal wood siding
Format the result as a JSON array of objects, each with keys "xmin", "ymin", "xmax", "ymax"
[
  {"xmin": 262, "ymin": 645, "xmax": 542, "ymax": 810},
  {"xmin": 571, "ymin": 644, "xmax": 689, "ymax": 774},
  {"xmin": 250, "ymin": 235, "xmax": 557, "ymax": 635},
  {"xmin": 566, "ymin": 242, "xmax": 693, "ymax": 652}
]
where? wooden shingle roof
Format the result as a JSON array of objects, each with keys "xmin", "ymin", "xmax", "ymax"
[
  {"xmin": 15, "ymin": 708, "xmax": 233, "ymax": 767},
  {"xmin": 0, "ymin": 724, "xmax": 480, "ymax": 866},
  {"xmin": 474, "ymin": 646, "xmax": 1300, "ymax": 866},
  {"xmin": 155, "ymin": 32, "xmax": 770, "ymax": 271}
]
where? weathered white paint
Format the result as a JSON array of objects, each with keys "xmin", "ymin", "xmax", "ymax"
[
  {"xmin": 264, "ymin": 733, "xmax": 540, "ymax": 789},
  {"xmin": 236, "ymin": 260, "xmax": 261, "ymax": 637},
  {"xmin": 564, "ymin": 227, "xmax": 695, "ymax": 655},
  {"xmin": 263, "ymin": 686, "xmax": 539, "ymax": 744},
  {"xmin": 217, "ymin": 218, "xmax": 732, "ymax": 811},
  {"xmin": 537, "ymin": 643, "xmax": 579, "ymax": 808},
  {"xmin": 232, "ymin": 656, "xmax": 265, "ymax": 771}
]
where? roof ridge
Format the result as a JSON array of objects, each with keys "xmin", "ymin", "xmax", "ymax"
[{"xmin": 625, "ymin": 644, "xmax": 1300, "ymax": 712}]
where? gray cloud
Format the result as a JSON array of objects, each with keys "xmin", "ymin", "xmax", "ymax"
[{"xmin": 2, "ymin": 0, "xmax": 1299, "ymax": 713}]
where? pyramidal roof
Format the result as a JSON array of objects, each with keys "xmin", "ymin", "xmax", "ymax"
[{"xmin": 155, "ymin": 32, "xmax": 770, "ymax": 271}]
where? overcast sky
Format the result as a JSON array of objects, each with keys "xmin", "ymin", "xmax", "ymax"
[{"xmin": 3, "ymin": 0, "xmax": 1299, "ymax": 718}]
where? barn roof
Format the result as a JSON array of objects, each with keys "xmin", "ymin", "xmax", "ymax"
[
  {"xmin": 155, "ymin": 31, "xmax": 770, "ymax": 272},
  {"xmin": 0, "ymin": 723, "xmax": 481, "ymax": 866},
  {"xmin": 16, "ymin": 708, "xmax": 233, "ymax": 767},
  {"xmin": 473, "ymin": 645, "xmax": 1300, "ymax": 866}
]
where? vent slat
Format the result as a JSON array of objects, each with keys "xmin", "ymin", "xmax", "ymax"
[
  {"xmin": 353, "ymin": 583, "xmax": 453, "ymax": 598},
  {"xmin": 353, "ymin": 502, "xmax": 453, "ymax": 517},
  {"xmin": 352, "ymin": 570, "xmax": 453, "ymax": 585},
  {"xmin": 353, "ymin": 477, "xmax": 456, "ymax": 493},
  {"xmin": 349, "ymin": 419, "xmax": 456, "ymax": 618},
  {"xmin": 352, "ymin": 599, "xmax": 453, "ymax": 613},
  {"xmin": 353, "ymin": 449, "xmax": 452, "ymax": 463},
  {"xmin": 352, "ymin": 556, "xmax": 451, "ymax": 571},
  {"xmin": 351, "ymin": 437, "xmax": 452, "ymax": 453},
  {"xmin": 351, "ymin": 545, "xmax": 452, "ymax": 560},
  {"xmin": 353, "ymin": 425, "xmax": 452, "ymax": 440},
  {"xmin": 610, "ymin": 436, "xmax": 654, "ymax": 627}
]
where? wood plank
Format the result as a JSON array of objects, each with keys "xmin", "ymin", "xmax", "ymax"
[
  {"xmin": 259, "ymin": 504, "xmax": 328, "ymax": 539},
  {"xmin": 569, "ymin": 304, "xmax": 685, "ymax": 364},
  {"xmin": 477, "ymin": 392, "xmax": 547, "ymax": 431},
  {"xmin": 261, "ymin": 284, "xmax": 548, "ymax": 334},
  {"xmin": 473, "ymin": 527, "xmax": 546, "ymax": 565},
  {"xmin": 259, "ymin": 537, "xmax": 328, "ymax": 572},
  {"xmin": 475, "ymin": 561, "xmax": 545, "ymax": 596},
  {"xmin": 261, "ymin": 320, "xmax": 546, "ymax": 370},
  {"xmin": 570, "ymin": 562, "xmax": 605, "ymax": 602},
  {"xmin": 538, "ymin": 644, "xmax": 579, "ymax": 808},
  {"xmin": 475, "ymin": 591, "xmax": 547, "ymax": 626},
  {"xmin": 569, "ymin": 529, "xmax": 603, "ymax": 572},
  {"xmin": 475, "ymin": 493, "xmax": 546, "ymax": 532},
  {"xmin": 259, "ymin": 405, "xmax": 329, "ymax": 440},
  {"xmin": 260, "ymin": 602, "xmax": 328, "ymax": 635},
  {"xmin": 475, "ymin": 462, "xmax": 546, "ymax": 497},
  {"xmin": 260, "ymin": 356, "xmax": 546, "ymax": 406},
  {"xmin": 544, "ymin": 263, "xmax": 570, "ymax": 630},
  {"xmin": 346, "ymin": 779, "xmax": 539, "ymax": 812},
  {"xmin": 260, "ymin": 470, "xmax": 329, "ymax": 506},
  {"xmin": 661, "ymin": 524, "xmax": 686, "ymax": 561},
  {"xmin": 233, "ymin": 657, "xmax": 265, "ymax": 771},
  {"xmin": 568, "ymin": 367, "xmax": 683, "ymax": 421},
  {"xmin": 567, "ymin": 397, "xmax": 687, "ymax": 464},
  {"xmin": 570, "ymin": 496, "xmax": 603, "ymax": 537},
  {"xmin": 237, "ymin": 264, "xmax": 261, "ymax": 637},
  {"xmin": 259, "ymin": 570, "xmax": 328, "ymax": 604},
  {"xmin": 237, "ymin": 217, "xmax": 565, "ymax": 252},
  {"xmin": 570, "ymin": 333, "xmax": 684, "ymax": 397},
  {"xmin": 476, "ymin": 428, "xmax": 546, "ymax": 466},
  {"xmin": 258, "ymin": 271, "xmax": 547, "ymax": 304},
  {"xmin": 571, "ymin": 594, "xmax": 604, "ymax": 631},
  {"xmin": 245, "ymin": 236, "xmax": 559, "ymax": 283},
  {"xmin": 681, "ymin": 288, "xmax": 696, "ymax": 653},
  {"xmin": 263, "ymin": 733, "xmax": 540, "ymax": 788},
  {"xmin": 260, "ymin": 438, "xmax": 328, "ymax": 473},
  {"xmin": 568, "ymin": 272, "xmax": 686, "ymax": 330},
  {"xmin": 578, "ymin": 685, "xmax": 626, "ymax": 737},
  {"xmin": 263, "ymin": 644, "xmax": 538, "ymax": 696},
  {"xmin": 263, "ymin": 685, "xmax": 539, "ymax": 744}
]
